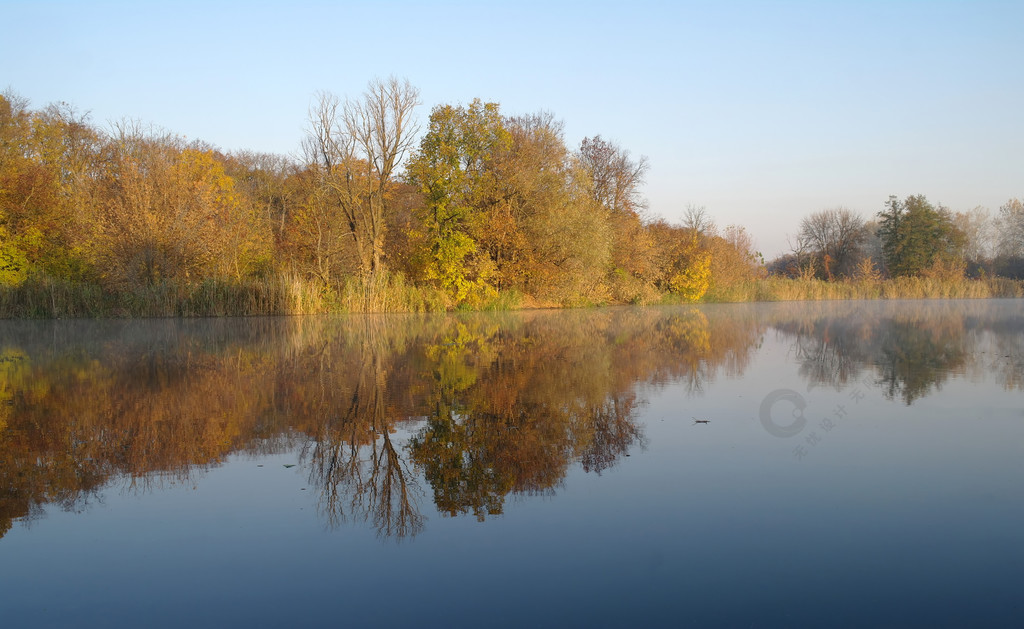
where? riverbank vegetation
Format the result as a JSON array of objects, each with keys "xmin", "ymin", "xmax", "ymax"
[{"xmin": 2, "ymin": 84, "xmax": 1022, "ymax": 317}]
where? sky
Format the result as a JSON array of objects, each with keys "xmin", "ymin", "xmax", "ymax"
[{"xmin": 3, "ymin": 0, "xmax": 1022, "ymax": 257}]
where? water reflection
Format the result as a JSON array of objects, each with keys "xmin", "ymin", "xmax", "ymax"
[
  {"xmin": 1, "ymin": 300, "xmax": 1021, "ymax": 539},
  {"xmin": 769, "ymin": 301, "xmax": 1022, "ymax": 403}
]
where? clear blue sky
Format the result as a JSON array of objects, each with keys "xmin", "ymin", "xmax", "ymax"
[{"xmin": 3, "ymin": 0, "xmax": 1022, "ymax": 256}]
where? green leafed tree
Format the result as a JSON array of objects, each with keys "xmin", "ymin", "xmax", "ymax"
[
  {"xmin": 877, "ymin": 194, "xmax": 965, "ymax": 277},
  {"xmin": 405, "ymin": 99, "xmax": 511, "ymax": 305}
]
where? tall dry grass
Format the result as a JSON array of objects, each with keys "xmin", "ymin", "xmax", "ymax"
[
  {"xmin": 0, "ymin": 274, "xmax": 327, "ymax": 318},
  {"xmin": 337, "ymin": 271, "xmax": 448, "ymax": 313},
  {"xmin": 2, "ymin": 273, "xmax": 1021, "ymax": 318},
  {"xmin": 0, "ymin": 270, "xmax": 454, "ymax": 318},
  {"xmin": 0, "ymin": 277, "xmax": 110, "ymax": 318},
  {"xmin": 705, "ymin": 276, "xmax": 1024, "ymax": 303}
]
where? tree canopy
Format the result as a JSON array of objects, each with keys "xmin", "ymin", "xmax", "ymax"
[
  {"xmin": 877, "ymin": 195, "xmax": 965, "ymax": 277},
  {"xmin": 2, "ymin": 86, "xmax": 1019, "ymax": 315}
]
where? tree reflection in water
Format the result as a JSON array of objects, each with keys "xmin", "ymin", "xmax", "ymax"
[
  {"xmin": 288, "ymin": 316, "xmax": 426, "ymax": 539},
  {"xmin": 1, "ymin": 301, "xmax": 1019, "ymax": 539},
  {"xmin": 765, "ymin": 301, "xmax": 1020, "ymax": 405}
]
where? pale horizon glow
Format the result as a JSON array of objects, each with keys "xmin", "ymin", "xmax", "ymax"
[{"xmin": 3, "ymin": 0, "xmax": 1021, "ymax": 257}]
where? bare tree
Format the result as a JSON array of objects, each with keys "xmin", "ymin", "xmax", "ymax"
[
  {"xmin": 952, "ymin": 206, "xmax": 995, "ymax": 262},
  {"xmin": 796, "ymin": 207, "xmax": 868, "ymax": 279},
  {"xmin": 996, "ymin": 198, "xmax": 1024, "ymax": 258},
  {"xmin": 303, "ymin": 77, "xmax": 420, "ymax": 279},
  {"xmin": 682, "ymin": 204, "xmax": 714, "ymax": 236},
  {"xmin": 576, "ymin": 135, "xmax": 648, "ymax": 216},
  {"xmin": 226, "ymin": 150, "xmax": 298, "ymax": 241}
]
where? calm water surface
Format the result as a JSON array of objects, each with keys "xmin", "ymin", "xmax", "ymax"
[{"xmin": 1, "ymin": 301, "xmax": 1021, "ymax": 628}]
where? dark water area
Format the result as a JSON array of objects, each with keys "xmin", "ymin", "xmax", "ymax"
[{"xmin": 1, "ymin": 301, "xmax": 1022, "ymax": 628}]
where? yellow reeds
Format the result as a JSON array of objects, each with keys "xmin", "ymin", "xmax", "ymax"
[
  {"xmin": 704, "ymin": 277, "xmax": 1023, "ymax": 303},
  {"xmin": 1, "ymin": 273, "xmax": 1021, "ymax": 318}
]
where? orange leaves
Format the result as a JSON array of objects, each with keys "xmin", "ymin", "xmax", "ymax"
[{"xmin": 94, "ymin": 133, "xmax": 266, "ymax": 287}]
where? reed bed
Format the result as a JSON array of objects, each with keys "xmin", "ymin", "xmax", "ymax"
[
  {"xmin": 0, "ymin": 272, "xmax": 450, "ymax": 318},
  {"xmin": 337, "ymin": 271, "xmax": 448, "ymax": 313},
  {"xmin": 705, "ymin": 277, "xmax": 1024, "ymax": 303},
  {"xmin": 2, "ymin": 274, "xmax": 1021, "ymax": 318}
]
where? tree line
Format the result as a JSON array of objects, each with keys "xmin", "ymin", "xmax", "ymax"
[
  {"xmin": 0, "ymin": 80, "xmax": 761, "ymax": 311},
  {"xmin": 772, "ymin": 197, "xmax": 1024, "ymax": 282},
  {"xmin": 2, "ymin": 80, "xmax": 1020, "ymax": 314}
]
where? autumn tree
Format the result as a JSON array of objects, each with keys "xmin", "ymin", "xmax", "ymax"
[
  {"xmin": 0, "ymin": 92, "xmax": 35, "ymax": 285},
  {"xmin": 705, "ymin": 224, "xmax": 764, "ymax": 292},
  {"xmin": 648, "ymin": 216, "xmax": 760, "ymax": 302},
  {"xmin": 493, "ymin": 113, "xmax": 611, "ymax": 303},
  {"xmin": 221, "ymin": 150, "xmax": 298, "ymax": 255},
  {"xmin": 302, "ymin": 77, "xmax": 420, "ymax": 282},
  {"xmin": 576, "ymin": 136, "xmax": 655, "ymax": 301},
  {"xmin": 577, "ymin": 135, "xmax": 647, "ymax": 216},
  {"xmin": 0, "ymin": 93, "xmax": 101, "ymax": 284},
  {"xmin": 405, "ymin": 99, "xmax": 510, "ymax": 304},
  {"xmin": 646, "ymin": 219, "xmax": 709, "ymax": 301},
  {"xmin": 93, "ymin": 123, "xmax": 265, "ymax": 287},
  {"xmin": 282, "ymin": 167, "xmax": 355, "ymax": 282}
]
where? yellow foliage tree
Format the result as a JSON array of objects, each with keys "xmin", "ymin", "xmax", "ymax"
[
  {"xmin": 0, "ymin": 224, "xmax": 29, "ymax": 287},
  {"xmin": 669, "ymin": 245, "xmax": 711, "ymax": 302},
  {"xmin": 93, "ymin": 126, "xmax": 268, "ymax": 288}
]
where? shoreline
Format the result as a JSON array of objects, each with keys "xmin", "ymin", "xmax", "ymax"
[{"xmin": 2, "ymin": 276, "xmax": 1021, "ymax": 319}]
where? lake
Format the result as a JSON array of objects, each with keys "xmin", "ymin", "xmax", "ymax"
[{"xmin": 1, "ymin": 301, "xmax": 1021, "ymax": 628}]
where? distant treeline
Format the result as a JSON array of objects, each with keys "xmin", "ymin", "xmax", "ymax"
[
  {"xmin": 770, "ymin": 198, "xmax": 1024, "ymax": 282},
  {"xmin": 1, "ymin": 81, "xmax": 1021, "ymax": 316}
]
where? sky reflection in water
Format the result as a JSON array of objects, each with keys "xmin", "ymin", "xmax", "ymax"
[{"xmin": 0, "ymin": 301, "xmax": 1021, "ymax": 627}]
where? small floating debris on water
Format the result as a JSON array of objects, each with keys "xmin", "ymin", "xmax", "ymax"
[{"xmin": 283, "ymin": 464, "xmax": 296, "ymax": 469}]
